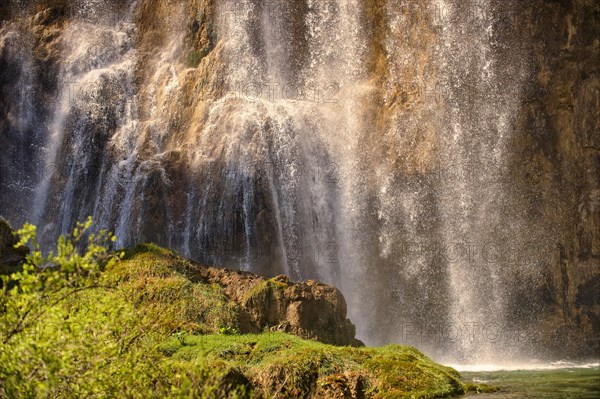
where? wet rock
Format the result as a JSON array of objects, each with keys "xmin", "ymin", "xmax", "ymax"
[
  {"xmin": 0, "ymin": 0, "xmax": 597, "ymax": 360},
  {"xmin": 33, "ymin": 8, "xmax": 60, "ymax": 26}
]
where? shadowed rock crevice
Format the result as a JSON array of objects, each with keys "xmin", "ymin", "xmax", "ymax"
[{"xmin": 0, "ymin": 218, "xmax": 29, "ymax": 276}]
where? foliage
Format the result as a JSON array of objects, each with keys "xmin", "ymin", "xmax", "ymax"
[
  {"xmin": 0, "ymin": 221, "xmax": 239, "ymax": 398},
  {"xmin": 1, "ymin": 217, "xmax": 118, "ymax": 346},
  {"xmin": 220, "ymin": 326, "xmax": 239, "ymax": 335}
]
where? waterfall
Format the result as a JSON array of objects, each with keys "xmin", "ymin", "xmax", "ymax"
[
  {"xmin": 434, "ymin": 0, "xmax": 528, "ymax": 362},
  {"xmin": 1, "ymin": 0, "xmax": 597, "ymax": 364},
  {"xmin": 27, "ymin": 1, "xmax": 139, "ymax": 245}
]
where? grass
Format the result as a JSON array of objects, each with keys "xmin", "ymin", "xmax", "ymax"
[{"xmin": 242, "ymin": 277, "xmax": 288, "ymax": 307}]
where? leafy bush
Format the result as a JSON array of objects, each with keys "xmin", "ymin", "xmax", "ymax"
[{"xmin": 0, "ymin": 219, "xmax": 237, "ymax": 398}]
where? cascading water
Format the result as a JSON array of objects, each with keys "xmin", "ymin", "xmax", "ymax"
[
  {"xmin": 432, "ymin": 0, "xmax": 530, "ymax": 362},
  {"xmin": 0, "ymin": 0, "xmax": 598, "ymax": 364},
  {"xmin": 24, "ymin": 1, "xmax": 140, "ymax": 244}
]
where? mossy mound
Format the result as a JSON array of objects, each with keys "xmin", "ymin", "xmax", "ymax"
[
  {"xmin": 101, "ymin": 245, "xmax": 473, "ymax": 397},
  {"xmin": 160, "ymin": 332, "xmax": 467, "ymax": 398},
  {"xmin": 107, "ymin": 243, "xmax": 240, "ymax": 334}
]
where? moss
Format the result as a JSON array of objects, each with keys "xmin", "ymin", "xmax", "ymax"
[
  {"xmin": 464, "ymin": 382, "xmax": 500, "ymax": 393},
  {"xmin": 107, "ymin": 243, "xmax": 239, "ymax": 334},
  {"xmin": 159, "ymin": 333, "xmax": 468, "ymax": 398},
  {"xmin": 105, "ymin": 245, "xmax": 475, "ymax": 397},
  {"xmin": 185, "ymin": 4, "xmax": 217, "ymax": 69},
  {"xmin": 186, "ymin": 48, "xmax": 209, "ymax": 68},
  {"xmin": 242, "ymin": 278, "xmax": 287, "ymax": 306}
]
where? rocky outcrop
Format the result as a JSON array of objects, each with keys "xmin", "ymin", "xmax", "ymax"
[
  {"xmin": 118, "ymin": 243, "xmax": 364, "ymax": 346},
  {"xmin": 188, "ymin": 265, "xmax": 363, "ymax": 347}
]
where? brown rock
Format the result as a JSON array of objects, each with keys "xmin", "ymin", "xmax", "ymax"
[{"xmin": 182, "ymin": 262, "xmax": 363, "ymax": 347}]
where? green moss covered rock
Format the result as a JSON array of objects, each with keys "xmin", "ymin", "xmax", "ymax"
[
  {"xmin": 1, "ymin": 230, "xmax": 485, "ymax": 398},
  {"xmin": 160, "ymin": 332, "xmax": 468, "ymax": 399},
  {"xmin": 115, "ymin": 243, "xmax": 363, "ymax": 346}
]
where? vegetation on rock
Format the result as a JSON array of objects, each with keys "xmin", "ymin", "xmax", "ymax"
[
  {"xmin": 159, "ymin": 333, "xmax": 468, "ymax": 399},
  {"xmin": 0, "ymin": 221, "xmax": 487, "ymax": 398}
]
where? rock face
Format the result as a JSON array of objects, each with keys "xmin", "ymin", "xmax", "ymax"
[
  {"xmin": 190, "ymin": 266, "xmax": 363, "ymax": 347},
  {"xmin": 504, "ymin": 0, "xmax": 600, "ymax": 357}
]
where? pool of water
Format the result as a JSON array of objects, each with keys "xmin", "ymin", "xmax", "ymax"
[{"xmin": 458, "ymin": 363, "xmax": 600, "ymax": 398}]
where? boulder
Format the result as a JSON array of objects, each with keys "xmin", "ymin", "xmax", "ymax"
[{"xmin": 190, "ymin": 263, "xmax": 364, "ymax": 347}]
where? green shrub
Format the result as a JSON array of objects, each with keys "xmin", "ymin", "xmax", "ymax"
[{"xmin": 0, "ymin": 220, "xmax": 241, "ymax": 398}]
